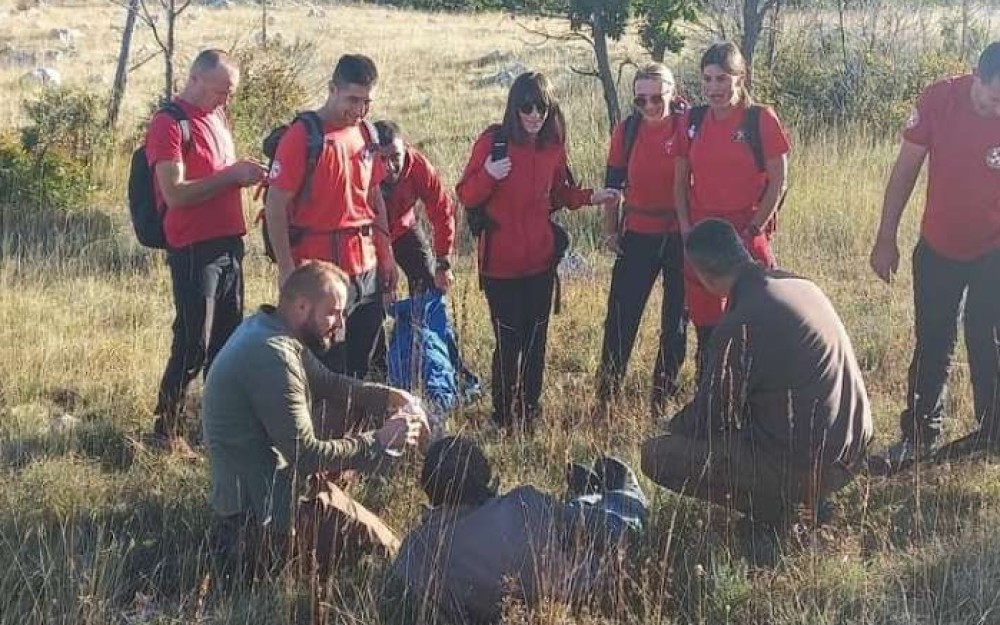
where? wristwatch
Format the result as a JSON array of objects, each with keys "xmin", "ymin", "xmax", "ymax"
[{"xmin": 435, "ymin": 257, "xmax": 452, "ymax": 272}]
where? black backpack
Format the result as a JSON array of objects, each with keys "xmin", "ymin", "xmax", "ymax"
[
  {"xmin": 257, "ymin": 113, "xmax": 379, "ymax": 262},
  {"xmin": 686, "ymin": 104, "xmax": 766, "ymax": 172},
  {"xmin": 127, "ymin": 102, "xmax": 192, "ymax": 249}
]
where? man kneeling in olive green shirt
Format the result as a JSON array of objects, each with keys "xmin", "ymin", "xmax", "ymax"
[{"xmin": 202, "ymin": 260, "xmax": 429, "ymax": 583}]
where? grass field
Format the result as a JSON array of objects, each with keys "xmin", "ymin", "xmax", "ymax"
[{"xmin": 3, "ymin": 1, "xmax": 1000, "ymax": 623}]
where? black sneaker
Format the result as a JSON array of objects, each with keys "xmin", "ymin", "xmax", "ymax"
[
  {"xmin": 867, "ymin": 436, "xmax": 935, "ymax": 476},
  {"xmin": 935, "ymin": 429, "xmax": 1000, "ymax": 461},
  {"xmin": 737, "ymin": 517, "xmax": 785, "ymax": 568}
]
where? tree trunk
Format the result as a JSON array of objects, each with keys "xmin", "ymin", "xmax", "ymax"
[
  {"xmin": 592, "ymin": 16, "xmax": 621, "ymax": 130},
  {"xmin": 164, "ymin": 0, "xmax": 176, "ymax": 102},
  {"xmin": 740, "ymin": 0, "xmax": 763, "ymax": 88},
  {"xmin": 765, "ymin": 0, "xmax": 781, "ymax": 72},
  {"xmin": 106, "ymin": 0, "xmax": 139, "ymax": 128},
  {"xmin": 261, "ymin": 0, "xmax": 268, "ymax": 49},
  {"xmin": 651, "ymin": 41, "xmax": 667, "ymax": 63}
]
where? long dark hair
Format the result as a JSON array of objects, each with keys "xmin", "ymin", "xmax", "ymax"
[
  {"xmin": 700, "ymin": 41, "xmax": 752, "ymax": 107},
  {"xmin": 501, "ymin": 71, "xmax": 566, "ymax": 147}
]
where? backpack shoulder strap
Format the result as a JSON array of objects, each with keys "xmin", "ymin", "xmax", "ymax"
[
  {"xmin": 293, "ymin": 111, "xmax": 325, "ymax": 203},
  {"xmin": 361, "ymin": 118, "xmax": 380, "ymax": 149},
  {"xmin": 622, "ymin": 112, "xmax": 642, "ymax": 165},
  {"xmin": 687, "ymin": 105, "xmax": 709, "ymax": 140},
  {"xmin": 160, "ymin": 101, "xmax": 192, "ymax": 152},
  {"xmin": 744, "ymin": 105, "xmax": 767, "ymax": 172}
]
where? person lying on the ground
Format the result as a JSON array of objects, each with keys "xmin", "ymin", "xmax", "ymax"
[
  {"xmin": 641, "ymin": 218, "xmax": 873, "ymax": 562},
  {"xmin": 386, "ymin": 436, "xmax": 647, "ymax": 624},
  {"xmin": 201, "ymin": 260, "xmax": 429, "ymax": 583}
]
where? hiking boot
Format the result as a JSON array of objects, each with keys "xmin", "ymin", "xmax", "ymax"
[
  {"xmin": 566, "ymin": 463, "xmax": 600, "ymax": 497},
  {"xmin": 867, "ymin": 436, "xmax": 934, "ymax": 476},
  {"xmin": 935, "ymin": 429, "xmax": 1000, "ymax": 461},
  {"xmin": 736, "ymin": 516, "xmax": 785, "ymax": 568},
  {"xmin": 151, "ymin": 434, "xmax": 202, "ymax": 461}
]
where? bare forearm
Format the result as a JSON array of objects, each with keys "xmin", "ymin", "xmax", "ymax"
[
  {"xmin": 264, "ymin": 193, "xmax": 295, "ymax": 272},
  {"xmin": 166, "ymin": 169, "xmax": 236, "ymax": 207},
  {"xmin": 877, "ymin": 166, "xmax": 921, "ymax": 241}
]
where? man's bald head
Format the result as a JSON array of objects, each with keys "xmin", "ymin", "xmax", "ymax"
[{"xmin": 184, "ymin": 49, "xmax": 239, "ymax": 110}]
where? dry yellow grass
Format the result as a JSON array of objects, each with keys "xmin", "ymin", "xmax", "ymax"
[{"xmin": 2, "ymin": 1, "xmax": 999, "ymax": 624}]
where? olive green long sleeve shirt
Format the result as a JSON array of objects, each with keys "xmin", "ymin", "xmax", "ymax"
[{"xmin": 202, "ymin": 307, "xmax": 392, "ymax": 531}]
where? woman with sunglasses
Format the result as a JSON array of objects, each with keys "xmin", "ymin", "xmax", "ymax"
[
  {"xmin": 674, "ymin": 41, "xmax": 791, "ymax": 374},
  {"xmin": 595, "ymin": 63, "xmax": 688, "ymax": 417},
  {"xmin": 457, "ymin": 71, "xmax": 617, "ymax": 431}
]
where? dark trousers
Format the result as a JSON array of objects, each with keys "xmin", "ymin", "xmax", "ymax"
[
  {"xmin": 320, "ymin": 268, "xmax": 386, "ymax": 380},
  {"xmin": 901, "ymin": 240, "xmax": 1000, "ymax": 444},
  {"xmin": 482, "ymin": 270, "xmax": 556, "ymax": 427},
  {"xmin": 596, "ymin": 231, "xmax": 686, "ymax": 408},
  {"xmin": 640, "ymin": 431, "xmax": 854, "ymax": 525},
  {"xmin": 392, "ymin": 228, "xmax": 435, "ymax": 295},
  {"xmin": 155, "ymin": 237, "xmax": 244, "ymax": 438}
]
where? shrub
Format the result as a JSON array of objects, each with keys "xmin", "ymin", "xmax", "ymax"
[
  {"xmin": 753, "ymin": 30, "xmax": 965, "ymax": 137},
  {"xmin": 20, "ymin": 87, "xmax": 110, "ymax": 166},
  {"xmin": 0, "ymin": 135, "xmax": 90, "ymax": 215},
  {"xmin": 227, "ymin": 39, "xmax": 316, "ymax": 156}
]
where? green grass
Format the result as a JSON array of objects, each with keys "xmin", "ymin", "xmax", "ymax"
[{"xmin": 2, "ymin": 1, "xmax": 1000, "ymax": 623}]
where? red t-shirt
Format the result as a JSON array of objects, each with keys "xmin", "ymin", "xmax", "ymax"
[
  {"xmin": 674, "ymin": 105, "xmax": 790, "ymax": 218},
  {"xmin": 904, "ymin": 74, "xmax": 1000, "ymax": 261},
  {"xmin": 385, "ymin": 146, "xmax": 455, "ymax": 257},
  {"xmin": 145, "ymin": 98, "xmax": 245, "ymax": 249},
  {"xmin": 607, "ymin": 116, "xmax": 680, "ymax": 234},
  {"xmin": 268, "ymin": 119, "xmax": 385, "ymax": 276},
  {"xmin": 456, "ymin": 127, "xmax": 593, "ymax": 279}
]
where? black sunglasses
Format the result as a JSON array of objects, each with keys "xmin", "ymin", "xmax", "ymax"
[
  {"xmin": 518, "ymin": 100, "xmax": 549, "ymax": 116},
  {"xmin": 634, "ymin": 94, "xmax": 666, "ymax": 108}
]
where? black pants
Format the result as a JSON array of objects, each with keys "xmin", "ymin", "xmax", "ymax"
[
  {"xmin": 155, "ymin": 236, "xmax": 244, "ymax": 437},
  {"xmin": 901, "ymin": 240, "xmax": 1000, "ymax": 444},
  {"xmin": 392, "ymin": 228, "xmax": 435, "ymax": 295},
  {"xmin": 482, "ymin": 270, "xmax": 555, "ymax": 427},
  {"xmin": 320, "ymin": 268, "xmax": 386, "ymax": 380},
  {"xmin": 597, "ymin": 231, "xmax": 687, "ymax": 408}
]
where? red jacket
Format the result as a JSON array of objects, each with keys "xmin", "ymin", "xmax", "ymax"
[
  {"xmin": 456, "ymin": 128, "xmax": 592, "ymax": 279},
  {"xmin": 384, "ymin": 146, "xmax": 455, "ymax": 258}
]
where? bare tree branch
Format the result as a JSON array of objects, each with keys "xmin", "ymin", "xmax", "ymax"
[
  {"xmin": 135, "ymin": 0, "xmax": 168, "ymax": 53},
  {"xmin": 515, "ymin": 18, "xmax": 595, "ymax": 49},
  {"xmin": 176, "ymin": 0, "xmax": 192, "ymax": 17},
  {"xmin": 569, "ymin": 65, "xmax": 600, "ymax": 78},
  {"xmin": 129, "ymin": 49, "xmax": 162, "ymax": 72}
]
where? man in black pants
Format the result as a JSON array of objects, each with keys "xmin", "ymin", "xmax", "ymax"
[
  {"xmin": 264, "ymin": 54, "xmax": 396, "ymax": 381},
  {"xmin": 145, "ymin": 50, "xmax": 267, "ymax": 456},
  {"xmin": 871, "ymin": 42, "xmax": 1000, "ymax": 471},
  {"xmin": 374, "ymin": 120, "xmax": 456, "ymax": 295}
]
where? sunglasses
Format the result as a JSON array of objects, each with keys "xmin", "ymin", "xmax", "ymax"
[
  {"xmin": 633, "ymin": 94, "xmax": 666, "ymax": 108},
  {"xmin": 518, "ymin": 100, "xmax": 549, "ymax": 116}
]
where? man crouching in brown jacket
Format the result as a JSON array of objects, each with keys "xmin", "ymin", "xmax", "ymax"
[{"xmin": 641, "ymin": 219, "xmax": 873, "ymax": 563}]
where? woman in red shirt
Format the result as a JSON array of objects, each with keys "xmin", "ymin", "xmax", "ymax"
[
  {"xmin": 674, "ymin": 41, "xmax": 791, "ymax": 373},
  {"xmin": 457, "ymin": 72, "xmax": 614, "ymax": 430},
  {"xmin": 596, "ymin": 63, "xmax": 687, "ymax": 416}
]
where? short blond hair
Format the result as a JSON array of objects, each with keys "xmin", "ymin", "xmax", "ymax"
[
  {"xmin": 634, "ymin": 63, "xmax": 675, "ymax": 88},
  {"xmin": 279, "ymin": 260, "xmax": 348, "ymax": 307}
]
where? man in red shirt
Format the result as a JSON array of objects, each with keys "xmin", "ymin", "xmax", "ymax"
[
  {"xmin": 870, "ymin": 41, "xmax": 1000, "ymax": 470},
  {"xmin": 373, "ymin": 120, "xmax": 455, "ymax": 294},
  {"xmin": 146, "ymin": 49, "xmax": 267, "ymax": 456},
  {"xmin": 264, "ymin": 54, "xmax": 396, "ymax": 380}
]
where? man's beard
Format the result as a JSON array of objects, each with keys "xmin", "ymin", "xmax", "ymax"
[{"xmin": 300, "ymin": 322, "xmax": 332, "ymax": 354}]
